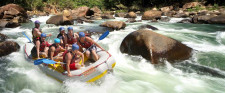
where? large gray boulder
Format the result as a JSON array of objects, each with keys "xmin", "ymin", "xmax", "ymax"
[
  {"xmin": 142, "ymin": 10, "xmax": 162, "ymax": 20},
  {"xmin": 0, "ymin": 41, "xmax": 20, "ymax": 57},
  {"xmin": 209, "ymin": 15, "xmax": 225, "ymax": 24},
  {"xmin": 100, "ymin": 21, "xmax": 126, "ymax": 30},
  {"xmin": 46, "ymin": 15, "xmax": 74, "ymax": 25},
  {"xmin": 124, "ymin": 11, "xmax": 137, "ymax": 18},
  {"xmin": 0, "ymin": 4, "xmax": 28, "ymax": 28},
  {"xmin": 120, "ymin": 30, "xmax": 192, "ymax": 64}
]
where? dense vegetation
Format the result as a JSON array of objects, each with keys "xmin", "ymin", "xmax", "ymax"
[{"xmin": 0, "ymin": 0, "xmax": 224, "ymax": 11}]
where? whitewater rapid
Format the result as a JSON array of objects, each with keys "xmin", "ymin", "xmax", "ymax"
[{"xmin": 0, "ymin": 15, "xmax": 225, "ymax": 93}]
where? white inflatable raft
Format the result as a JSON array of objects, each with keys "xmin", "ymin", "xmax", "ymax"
[{"xmin": 24, "ymin": 42, "xmax": 116, "ymax": 82}]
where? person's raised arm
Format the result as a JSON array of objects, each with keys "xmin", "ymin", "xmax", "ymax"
[
  {"xmin": 86, "ymin": 37, "xmax": 105, "ymax": 51},
  {"xmin": 47, "ymin": 33, "xmax": 52, "ymax": 37}
]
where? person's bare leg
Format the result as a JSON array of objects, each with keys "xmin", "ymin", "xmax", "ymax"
[
  {"xmin": 36, "ymin": 41, "xmax": 40, "ymax": 59},
  {"xmin": 75, "ymin": 58, "xmax": 83, "ymax": 67},
  {"xmin": 75, "ymin": 61, "xmax": 81, "ymax": 69},
  {"xmin": 50, "ymin": 47, "xmax": 55, "ymax": 60},
  {"xmin": 85, "ymin": 50, "xmax": 90, "ymax": 59},
  {"xmin": 44, "ymin": 47, "xmax": 49, "ymax": 58},
  {"xmin": 91, "ymin": 50, "xmax": 99, "ymax": 61}
]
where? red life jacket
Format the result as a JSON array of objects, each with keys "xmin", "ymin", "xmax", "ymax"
[
  {"xmin": 39, "ymin": 41, "xmax": 50, "ymax": 52},
  {"xmin": 63, "ymin": 50, "xmax": 79, "ymax": 64},
  {"xmin": 67, "ymin": 34, "xmax": 77, "ymax": 44},
  {"xmin": 79, "ymin": 37, "xmax": 93, "ymax": 49}
]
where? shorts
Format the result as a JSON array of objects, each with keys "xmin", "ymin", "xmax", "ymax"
[
  {"xmin": 86, "ymin": 45, "xmax": 97, "ymax": 52},
  {"xmin": 64, "ymin": 63, "xmax": 78, "ymax": 70}
]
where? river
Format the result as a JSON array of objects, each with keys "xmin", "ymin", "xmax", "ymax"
[{"xmin": 0, "ymin": 16, "xmax": 225, "ymax": 93}]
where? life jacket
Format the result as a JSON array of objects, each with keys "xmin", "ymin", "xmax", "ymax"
[
  {"xmin": 63, "ymin": 50, "xmax": 79, "ymax": 64},
  {"xmin": 79, "ymin": 37, "xmax": 93, "ymax": 49},
  {"xmin": 67, "ymin": 34, "xmax": 77, "ymax": 44},
  {"xmin": 32, "ymin": 27, "xmax": 42, "ymax": 41},
  {"xmin": 49, "ymin": 44, "xmax": 60, "ymax": 57},
  {"xmin": 39, "ymin": 40, "xmax": 50, "ymax": 52}
]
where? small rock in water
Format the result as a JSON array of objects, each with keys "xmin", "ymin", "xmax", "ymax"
[{"xmin": 138, "ymin": 25, "xmax": 158, "ymax": 30}]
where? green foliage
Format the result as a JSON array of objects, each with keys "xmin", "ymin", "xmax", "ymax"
[
  {"xmin": 207, "ymin": 4, "xmax": 220, "ymax": 11},
  {"xmin": 187, "ymin": 5, "xmax": 204, "ymax": 12}
]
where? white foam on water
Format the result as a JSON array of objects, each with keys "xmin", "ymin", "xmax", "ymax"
[
  {"xmin": 30, "ymin": 15, "xmax": 52, "ymax": 23},
  {"xmin": 169, "ymin": 18, "xmax": 190, "ymax": 23}
]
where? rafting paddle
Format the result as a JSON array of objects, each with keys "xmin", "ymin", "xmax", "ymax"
[
  {"xmin": 22, "ymin": 32, "xmax": 32, "ymax": 43},
  {"xmin": 34, "ymin": 58, "xmax": 64, "ymax": 65}
]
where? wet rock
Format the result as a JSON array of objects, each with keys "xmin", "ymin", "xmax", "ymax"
[
  {"xmin": 173, "ymin": 12, "xmax": 189, "ymax": 18},
  {"xmin": 0, "ymin": 19, "xmax": 20, "ymax": 28},
  {"xmin": 183, "ymin": 2, "xmax": 200, "ymax": 9},
  {"xmin": 101, "ymin": 14, "xmax": 115, "ymax": 19},
  {"xmin": 0, "ymin": 33, "xmax": 9, "ymax": 42},
  {"xmin": 90, "ymin": 16, "xmax": 102, "ymax": 20},
  {"xmin": 189, "ymin": 12, "xmax": 197, "ymax": 16},
  {"xmin": 125, "ymin": 11, "xmax": 137, "ymax": 18},
  {"xmin": 162, "ymin": 11, "xmax": 176, "ymax": 17},
  {"xmin": 0, "ymin": 41, "xmax": 20, "ymax": 57},
  {"xmin": 120, "ymin": 30, "xmax": 192, "ymax": 64},
  {"xmin": 126, "ymin": 18, "xmax": 137, "ymax": 23},
  {"xmin": 177, "ymin": 19, "xmax": 192, "ymax": 23},
  {"xmin": 0, "ymin": 4, "xmax": 28, "ymax": 28},
  {"xmin": 151, "ymin": 19, "xmax": 158, "ymax": 22},
  {"xmin": 0, "ymin": 20, "xmax": 8, "ymax": 28},
  {"xmin": 138, "ymin": 25, "xmax": 158, "ymax": 30},
  {"xmin": 160, "ymin": 6, "xmax": 173, "ymax": 12},
  {"xmin": 62, "ymin": 10, "xmax": 71, "ymax": 17},
  {"xmin": 142, "ymin": 10, "xmax": 162, "ymax": 20},
  {"xmin": 192, "ymin": 15, "xmax": 216, "ymax": 24},
  {"xmin": 160, "ymin": 17, "xmax": 171, "ymax": 22},
  {"xmin": 46, "ymin": 15, "xmax": 74, "ymax": 25},
  {"xmin": 0, "ymin": 4, "xmax": 28, "ymax": 20},
  {"xmin": 209, "ymin": 15, "xmax": 225, "ymax": 24},
  {"xmin": 100, "ymin": 21, "xmax": 126, "ymax": 30},
  {"xmin": 70, "ymin": 6, "xmax": 91, "ymax": 19},
  {"xmin": 90, "ymin": 6, "xmax": 102, "ymax": 15},
  {"xmin": 115, "ymin": 13, "xmax": 126, "ymax": 17},
  {"xmin": 197, "ymin": 11, "xmax": 209, "ymax": 16}
]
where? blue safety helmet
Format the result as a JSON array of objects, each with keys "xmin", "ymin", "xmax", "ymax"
[
  {"xmin": 59, "ymin": 27, "xmax": 65, "ymax": 32},
  {"xmin": 67, "ymin": 27, "xmax": 73, "ymax": 31},
  {"xmin": 72, "ymin": 44, "xmax": 79, "ymax": 51},
  {"xmin": 41, "ymin": 33, "xmax": 47, "ymax": 37},
  {"xmin": 54, "ymin": 38, "xmax": 60, "ymax": 43},
  {"xmin": 34, "ymin": 20, "xmax": 40, "ymax": 24},
  {"xmin": 78, "ymin": 32, "xmax": 85, "ymax": 38}
]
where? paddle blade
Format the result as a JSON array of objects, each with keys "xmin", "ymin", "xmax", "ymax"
[
  {"xmin": 22, "ymin": 32, "xmax": 32, "ymax": 43},
  {"xmin": 42, "ymin": 59, "xmax": 56, "ymax": 64},
  {"xmin": 34, "ymin": 59, "xmax": 45, "ymax": 65},
  {"xmin": 99, "ymin": 30, "xmax": 109, "ymax": 40},
  {"xmin": 34, "ymin": 59, "xmax": 56, "ymax": 65}
]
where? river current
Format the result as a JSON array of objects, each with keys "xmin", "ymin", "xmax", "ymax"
[{"xmin": 0, "ymin": 16, "xmax": 225, "ymax": 93}]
